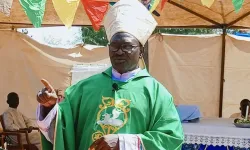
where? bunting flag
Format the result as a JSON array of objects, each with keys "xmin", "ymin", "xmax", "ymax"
[
  {"xmin": 19, "ymin": 0, "xmax": 47, "ymax": 28},
  {"xmin": 18, "ymin": 0, "xmax": 246, "ymax": 29},
  {"xmin": 81, "ymin": 0, "xmax": 109, "ymax": 31},
  {"xmin": 52, "ymin": 0, "xmax": 80, "ymax": 28},
  {"xmin": 0, "ymin": 0, "xmax": 13, "ymax": 16},
  {"xmin": 232, "ymin": 0, "xmax": 244, "ymax": 13},
  {"xmin": 161, "ymin": 0, "xmax": 167, "ymax": 10},
  {"xmin": 141, "ymin": 0, "xmax": 160, "ymax": 12},
  {"xmin": 201, "ymin": 0, "xmax": 214, "ymax": 8}
]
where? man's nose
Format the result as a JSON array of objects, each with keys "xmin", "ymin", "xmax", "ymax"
[{"xmin": 115, "ymin": 48, "xmax": 124, "ymax": 55}]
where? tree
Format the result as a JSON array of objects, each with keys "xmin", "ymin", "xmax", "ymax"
[
  {"xmin": 81, "ymin": 26, "xmax": 224, "ymax": 46},
  {"xmin": 153, "ymin": 28, "xmax": 219, "ymax": 35},
  {"xmin": 81, "ymin": 27, "xmax": 109, "ymax": 46}
]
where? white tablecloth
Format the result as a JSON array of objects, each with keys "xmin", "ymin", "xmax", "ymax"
[{"xmin": 182, "ymin": 118, "xmax": 250, "ymax": 148}]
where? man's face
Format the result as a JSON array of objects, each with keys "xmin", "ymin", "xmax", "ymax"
[{"xmin": 109, "ymin": 32, "xmax": 143, "ymax": 74}]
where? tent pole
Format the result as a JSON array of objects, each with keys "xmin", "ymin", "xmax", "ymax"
[{"xmin": 219, "ymin": 27, "xmax": 226, "ymax": 117}]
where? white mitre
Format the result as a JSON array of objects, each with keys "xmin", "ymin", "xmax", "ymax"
[{"xmin": 104, "ymin": 0, "xmax": 157, "ymax": 46}]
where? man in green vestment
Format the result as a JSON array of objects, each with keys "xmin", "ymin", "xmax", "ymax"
[{"xmin": 36, "ymin": 0, "xmax": 184, "ymax": 149}]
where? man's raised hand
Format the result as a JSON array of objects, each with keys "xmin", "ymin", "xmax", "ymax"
[{"xmin": 37, "ymin": 79, "xmax": 58, "ymax": 107}]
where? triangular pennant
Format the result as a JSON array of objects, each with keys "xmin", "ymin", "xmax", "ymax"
[
  {"xmin": 149, "ymin": 0, "xmax": 161, "ymax": 12},
  {"xmin": 161, "ymin": 0, "xmax": 168, "ymax": 10},
  {"xmin": 81, "ymin": 0, "xmax": 109, "ymax": 31},
  {"xmin": 201, "ymin": 0, "xmax": 214, "ymax": 8},
  {"xmin": 140, "ymin": 0, "xmax": 161, "ymax": 12},
  {"xmin": 0, "ymin": 0, "xmax": 14, "ymax": 16},
  {"xmin": 19, "ymin": 0, "xmax": 47, "ymax": 28},
  {"xmin": 232, "ymin": 0, "xmax": 244, "ymax": 13},
  {"xmin": 52, "ymin": 0, "xmax": 80, "ymax": 28}
]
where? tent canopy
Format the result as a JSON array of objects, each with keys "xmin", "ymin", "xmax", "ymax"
[
  {"xmin": 1, "ymin": 0, "xmax": 250, "ymax": 118},
  {"xmin": 0, "ymin": 0, "xmax": 250, "ymax": 29}
]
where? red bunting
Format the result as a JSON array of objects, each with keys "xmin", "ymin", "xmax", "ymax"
[
  {"xmin": 161, "ymin": 0, "xmax": 168, "ymax": 10},
  {"xmin": 81, "ymin": 0, "xmax": 109, "ymax": 31}
]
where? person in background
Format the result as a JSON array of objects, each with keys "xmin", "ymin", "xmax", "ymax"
[
  {"xmin": 3, "ymin": 92, "xmax": 41, "ymax": 149},
  {"xmin": 230, "ymin": 99, "xmax": 250, "ymax": 119}
]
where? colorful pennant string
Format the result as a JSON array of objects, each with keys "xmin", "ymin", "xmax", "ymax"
[
  {"xmin": 232, "ymin": 0, "xmax": 244, "ymax": 13},
  {"xmin": 140, "ymin": 0, "xmax": 161, "ymax": 12},
  {"xmin": 52, "ymin": 0, "xmax": 80, "ymax": 28},
  {"xmin": 19, "ymin": 0, "xmax": 47, "ymax": 28},
  {"xmin": 161, "ymin": 0, "xmax": 168, "ymax": 10},
  {"xmin": 17, "ymin": 0, "xmax": 246, "ymax": 29},
  {"xmin": 81, "ymin": 0, "xmax": 109, "ymax": 31},
  {"xmin": 201, "ymin": 0, "xmax": 214, "ymax": 8}
]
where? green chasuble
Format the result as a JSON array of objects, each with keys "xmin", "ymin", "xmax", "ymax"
[{"xmin": 41, "ymin": 68, "xmax": 184, "ymax": 150}]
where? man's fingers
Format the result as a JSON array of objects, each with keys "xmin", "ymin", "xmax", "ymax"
[
  {"xmin": 41, "ymin": 92, "xmax": 51, "ymax": 101},
  {"xmin": 37, "ymin": 93, "xmax": 49, "ymax": 104},
  {"xmin": 37, "ymin": 94, "xmax": 44, "ymax": 104},
  {"xmin": 37, "ymin": 91, "xmax": 47, "ymax": 103},
  {"xmin": 41, "ymin": 79, "xmax": 54, "ymax": 92},
  {"xmin": 44, "ymin": 90, "xmax": 52, "ymax": 98}
]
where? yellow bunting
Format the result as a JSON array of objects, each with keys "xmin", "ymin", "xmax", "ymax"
[
  {"xmin": 149, "ymin": 0, "xmax": 161, "ymax": 13},
  {"xmin": 201, "ymin": 0, "xmax": 214, "ymax": 8},
  {"xmin": 52, "ymin": 0, "xmax": 80, "ymax": 28}
]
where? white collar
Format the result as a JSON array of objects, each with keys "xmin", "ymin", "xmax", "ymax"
[{"xmin": 112, "ymin": 68, "xmax": 141, "ymax": 82}]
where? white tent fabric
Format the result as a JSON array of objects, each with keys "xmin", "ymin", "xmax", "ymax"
[
  {"xmin": 148, "ymin": 34, "xmax": 222, "ymax": 117},
  {"xmin": 71, "ymin": 64, "xmax": 110, "ymax": 85},
  {"xmin": 2, "ymin": 30, "xmax": 250, "ymax": 119},
  {"xmin": 149, "ymin": 34, "xmax": 250, "ymax": 117},
  {"xmin": 223, "ymin": 35, "xmax": 250, "ymax": 118},
  {"xmin": 0, "ymin": 30, "xmax": 110, "ymax": 119}
]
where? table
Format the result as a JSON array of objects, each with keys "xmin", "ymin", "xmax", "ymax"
[{"xmin": 182, "ymin": 118, "xmax": 250, "ymax": 149}]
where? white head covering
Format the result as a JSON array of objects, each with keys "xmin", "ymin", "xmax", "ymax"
[{"xmin": 104, "ymin": 0, "xmax": 157, "ymax": 46}]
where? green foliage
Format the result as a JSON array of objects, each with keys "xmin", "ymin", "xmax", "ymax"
[
  {"xmin": 153, "ymin": 28, "xmax": 218, "ymax": 35},
  {"xmin": 81, "ymin": 26, "xmax": 240, "ymax": 46},
  {"xmin": 81, "ymin": 27, "xmax": 109, "ymax": 46}
]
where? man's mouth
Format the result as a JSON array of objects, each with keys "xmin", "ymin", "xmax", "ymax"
[{"xmin": 114, "ymin": 59, "xmax": 126, "ymax": 63}]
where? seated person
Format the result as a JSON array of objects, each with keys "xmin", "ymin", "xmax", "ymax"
[
  {"xmin": 2, "ymin": 92, "xmax": 41, "ymax": 150},
  {"xmin": 176, "ymin": 104, "xmax": 201, "ymax": 122},
  {"xmin": 230, "ymin": 99, "xmax": 250, "ymax": 119}
]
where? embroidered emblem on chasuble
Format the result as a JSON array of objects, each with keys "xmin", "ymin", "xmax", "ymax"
[{"xmin": 92, "ymin": 96, "xmax": 131, "ymax": 141}]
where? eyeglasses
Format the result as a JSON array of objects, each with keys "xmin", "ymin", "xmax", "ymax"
[{"xmin": 108, "ymin": 44, "xmax": 140, "ymax": 53}]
